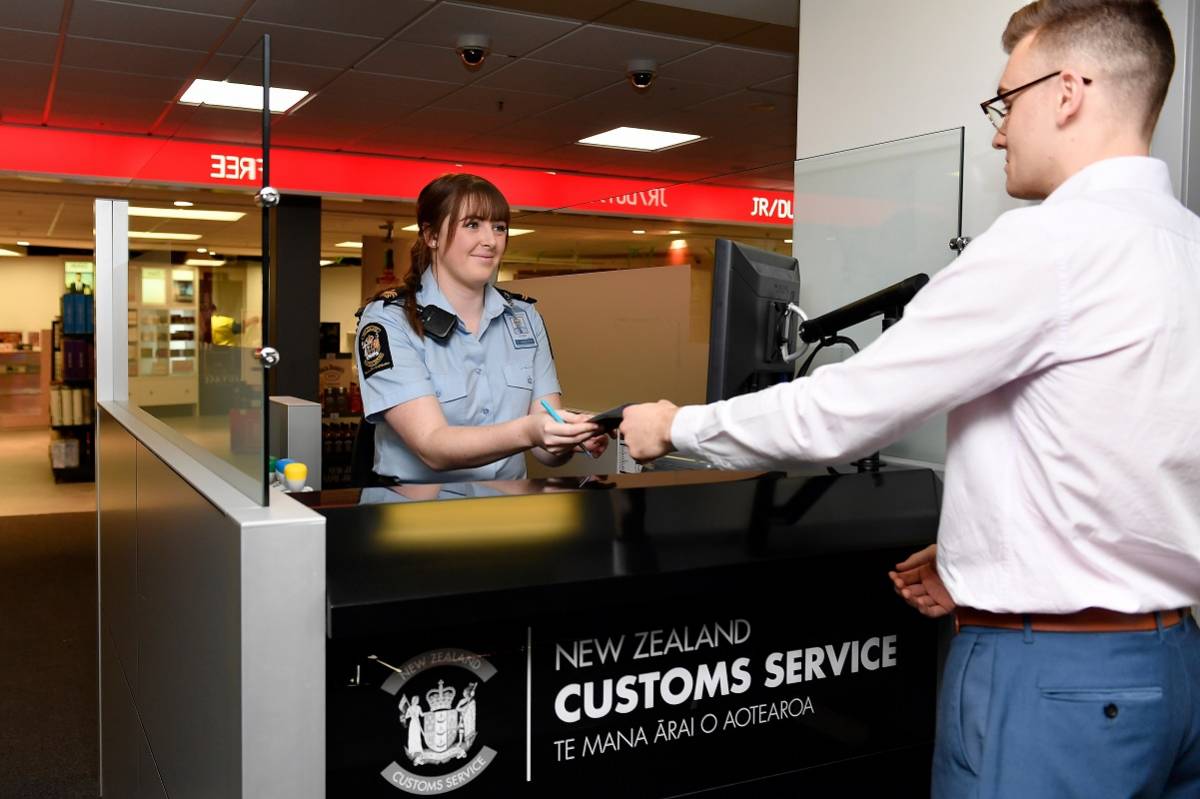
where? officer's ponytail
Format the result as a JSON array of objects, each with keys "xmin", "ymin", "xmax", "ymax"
[{"xmin": 404, "ymin": 173, "xmax": 511, "ymax": 338}]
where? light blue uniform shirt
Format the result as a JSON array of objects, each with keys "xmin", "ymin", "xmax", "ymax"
[{"xmin": 355, "ymin": 268, "xmax": 561, "ymax": 483}]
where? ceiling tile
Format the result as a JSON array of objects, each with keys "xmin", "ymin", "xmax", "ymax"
[
  {"xmin": 659, "ymin": 44, "xmax": 794, "ymax": 88},
  {"xmin": 157, "ymin": 104, "xmax": 268, "ymax": 144},
  {"xmin": 432, "ymin": 85, "xmax": 562, "ymax": 118},
  {"xmin": 0, "ymin": 60, "xmax": 52, "ymax": 124},
  {"xmin": 465, "ymin": 0, "xmax": 626, "ymax": 21},
  {"xmin": 70, "ymin": 0, "xmax": 234, "ymax": 49},
  {"xmin": 358, "ymin": 41, "xmax": 513, "ymax": 84},
  {"xmin": 63, "ymin": 36, "xmax": 205, "ymax": 78},
  {"xmin": 50, "ymin": 94, "xmax": 171, "ymax": 133},
  {"xmin": 219, "ymin": 20, "xmax": 381, "ymax": 70},
  {"xmin": 596, "ymin": 3, "xmax": 759, "ymax": 44},
  {"xmin": 395, "ymin": 2, "xmax": 579, "ymax": 56},
  {"xmin": 245, "ymin": 0, "xmax": 431, "ymax": 38},
  {"xmin": 56, "ymin": 65, "xmax": 183, "ymax": 102},
  {"xmin": 531, "ymin": 25, "xmax": 707, "ymax": 70},
  {"xmin": 475, "ymin": 59, "xmax": 620, "ymax": 98},
  {"xmin": 462, "ymin": 135, "xmax": 555, "ymax": 156},
  {"xmin": 751, "ymin": 72, "xmax": 796, "ymax": 96},
  {"xmin": 301, "ymin": 70, "xmax": 459, "ymax": 112},
  {"xmin": 105, "ymin": 0, "xmax": 248, "ymax": 16},
  {"xmin": 0, "ymin": 28, "xmax": 56, "ymax": 69},
  {"xmin": 0, "ymin": 2, "xmax": 65, "ymax": 33},
  {"xmin": 726, "ymin": 23, "xmax": 798, "ymax": 53},
  {"xmin": 201, "ymin": 55, "xmax": 341, "ymax": 93}
]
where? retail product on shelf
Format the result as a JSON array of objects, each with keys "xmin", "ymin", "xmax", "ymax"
[
  {"xmin": 129, "ymin": 265, "xmax": 199, "ymax": 406},
  {"xmin": 49, "ymin": 302, "xmax": 96, "ymax": 483}
]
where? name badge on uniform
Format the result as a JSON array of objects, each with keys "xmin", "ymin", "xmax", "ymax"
[{"xmin": 504, "ymin": 310, "xmax": 537, "ymax": 349}]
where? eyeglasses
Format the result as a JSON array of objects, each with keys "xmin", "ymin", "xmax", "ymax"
[{"xmin": 980, "ymin": 71, "xmax": 1092, "ymax": 130}]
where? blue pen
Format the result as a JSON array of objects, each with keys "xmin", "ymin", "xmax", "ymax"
[{"xmin": 540, "ymin": 399, "xmax": 596, "ymax": 458}]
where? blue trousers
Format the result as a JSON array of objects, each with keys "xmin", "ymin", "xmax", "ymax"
[{"xmin": 932, "ymin": 614, "xmax": 1200, "ymax": 798}]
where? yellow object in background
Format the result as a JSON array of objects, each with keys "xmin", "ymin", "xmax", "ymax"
[{"xmin": 283, "ymin": 462, "xmax": 307, "ymax": 491}]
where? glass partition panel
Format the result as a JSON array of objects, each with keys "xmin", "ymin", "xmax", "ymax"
[
  {"xmin": 499, "ymin": 132, "xmax": 961, "ymax": 468},
  {"xmin": 125, "ymin": 36, "xmax": 270, "ymax": 503},
  {"xmin": 791, "ymin": 128, "xmax": 964, "ymax": 463},
  {"xmin": 500, "ymin": 164, "xmax": 794, "ymax": 417}
]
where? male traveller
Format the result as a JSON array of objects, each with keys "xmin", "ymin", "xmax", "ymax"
[{"xmin": 620, "ymin": 1, "xmax": 1200, "ymax": 795}]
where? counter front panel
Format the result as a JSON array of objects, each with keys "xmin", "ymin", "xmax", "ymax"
[{"xmin": 316, "ymin": 469, "xmax": 942, "ymax": 796}]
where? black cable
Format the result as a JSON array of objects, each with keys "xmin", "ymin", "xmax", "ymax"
[
  {"xmin": 797, "ymin": 334, "xmax": 859, "ymax": 378},
  {"xmin": 795, "ymin": 334, "xmax": 862, "ymax": 476}
]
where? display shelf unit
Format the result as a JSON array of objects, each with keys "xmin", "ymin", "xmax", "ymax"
[
  {"xmin": 49, "ymin": 297, "xmax": 96, "ymax": 483},
  {"xmin": 129, "ymin": 265, "xmax": 199, "ymax": 407},
  {"xmin": 0, "ymin": 343, "xmax": 50, "ymax": 429}
]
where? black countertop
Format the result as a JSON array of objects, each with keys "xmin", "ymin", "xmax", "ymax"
[{"xmin": 299, "ymin": 469, "xmax": 942, "ymax": 637}]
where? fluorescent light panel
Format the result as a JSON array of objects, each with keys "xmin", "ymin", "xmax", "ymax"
[
  {"xmin": 0, "ymin": 248, "xmax": 20, "ymax": 256},
  {"xmin": 577, "ymin": 126, "xmax": 702, "ymax": 152},
  {"xmin": 507, "ymin": 228, "xmax": 534, "ymax": 237},
  {"xmin": 129, "ymin": 231, "xmax": 203, "ymax": 241},
  {"xmin": 336, "ymin": 241, "xmax": 364, "ymax": 249},
  {"xmin": 16, "ymin": 240, "xmax": 30, "ymax": 246},
  {"xmin": 185, "ymin": 258, "xmax": 226, "ymax": 266},
  {"xmin": 401, "ymin": 224, "xmax": 420, "ymax": 232},
  {"xmin": 179, "ymin": 78, "xmax": 308, "ymax": 114},
  {"xmin": 130, "ymin": 206, "xmax": 245, "ymax": 222}
]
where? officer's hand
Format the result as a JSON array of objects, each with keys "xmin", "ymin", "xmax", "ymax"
[
  {"xmin": 619, "ymin": 400, "xmax": 678, "ymax": 463},
  {"xmin": 530, "ymin": 409, "xmax": 599, "ymax": 456},
  {"xmin": 888, "ymin": 544, "xmax": 956, "ymax": 619},
  {"xmin": 580, "ymin": 433, "xmax": 609, "ymax": 458}
]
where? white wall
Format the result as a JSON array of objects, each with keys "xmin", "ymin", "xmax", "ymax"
[
  {"xmin": 319, "ymin": 266, "xmax": 363, "ymax": 354},
  {"xmin": 0, "ymin": 256, "xmax": 68, "ymax": 336}
]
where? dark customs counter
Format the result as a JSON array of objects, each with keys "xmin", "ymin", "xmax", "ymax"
[{"xmin": 299, "ymin": 467, "xmax": 943, "ymax": 797}]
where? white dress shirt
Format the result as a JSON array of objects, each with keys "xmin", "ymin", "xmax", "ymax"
[{"xmin": 672, "ymin": 157, "xmax": 1200, "ymax": 613}]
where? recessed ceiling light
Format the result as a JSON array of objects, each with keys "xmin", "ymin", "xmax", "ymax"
[
  {"xmin": 667, "ymin": 230, "xmax": 682, "ymax": 235},
  {"xmin": 174, "ymin": 200, "xmax": 194, "ymax": 207},
  {"xmin": 668, "ymin": 239, "xmax": 688, "ymax": 250},
  {"xmin": 507, "ymin": 228, "xmax": 534, "ymax": 237},
  {"xmin": 0, "ymin": 248, "xmax": 20, "ymax": 257},
  {"xmin": 129, "ymin": 231, "xmax": 203, "ymax": 241},
  {"xmin": 784, "ymin": 239, "xmax": 793, "ymax": 244},
  {"xmin": 179, "ymin": 78, "xmax": 308, "ymax": 113},
  {"xmin": 16, "ymin": 240, "xmax": 29, "ymax": 246},
  {"xmin": 401, "ymin": 224, "xmax": 420, "ymax": 232},
  {"xmin": 577, "ymin": 126, "xmax": 702, "ymax": 152},
  {"xmin": 130, "ymin": 206, "xmax": 245, "ymax": 222},
  {"xmin": 319, "ymin": 259, "xmax": 334, "ymax": 266},
  {"xmin": 632, "ymin": 229, "xmax": 646, "ymax": 235},
  {"xmin": 185, "ymin": 258, "xmax": 226, "ymax": 267},
  {"xmin": 336, "ymin": 241, "xmax": 364, "ymax": 249},
  {"xmin": 196, "ymin": 247, "xmax": 207, "ymax": 253}
]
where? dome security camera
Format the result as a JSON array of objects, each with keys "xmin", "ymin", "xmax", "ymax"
[
  {"xmin": 456, "ymin": 34, "xmax": 492, "ymax": 69},
  {"xmin": 626, "ymin": 58, "xmax": 657, "ymax": 91}
]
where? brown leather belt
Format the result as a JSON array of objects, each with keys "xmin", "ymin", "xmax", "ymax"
[{"xmin": 955, "ymin": 606, "xmax": 1190, "ymax": 634}]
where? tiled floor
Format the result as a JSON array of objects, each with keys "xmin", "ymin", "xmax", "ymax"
[{"xmin": 0, "ymin": 428, "xmax": 96, "ymax": 517}]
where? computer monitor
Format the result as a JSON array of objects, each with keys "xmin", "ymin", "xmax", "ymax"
[{"xmin": 706, "ymin": 239, "xmax": 801, "ymax": 403}]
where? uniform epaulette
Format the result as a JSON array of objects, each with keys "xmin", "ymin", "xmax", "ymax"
[
  {"xmin": 356, "ymin": 286, "xmax": 409, "ymax": 318},
  {"xmin": 496, "ymin": 287, "xmax": 536, "ymax": 305}
]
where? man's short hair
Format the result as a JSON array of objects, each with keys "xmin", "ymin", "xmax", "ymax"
[{"xmin": 1002, "ymin": 0, "xmax": 1174, "ymax": 137}]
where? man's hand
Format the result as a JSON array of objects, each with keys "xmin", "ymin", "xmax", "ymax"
[
  {"xmin": 889, "ymin": 544, "xmax": 956, "ymax": 618},
  {"xmin": 619, "ymin": 400, "xmax": 679, "ymax": 462}
]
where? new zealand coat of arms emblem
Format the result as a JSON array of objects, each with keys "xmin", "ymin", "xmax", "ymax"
[{"xmin": 371, "ymin": 649, "xmax": 499, "ymax": 795}]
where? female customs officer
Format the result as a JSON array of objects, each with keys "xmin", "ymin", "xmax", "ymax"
[{"xmin": 355, "ymin": 173, "xmax": 604, "ymax": 483}]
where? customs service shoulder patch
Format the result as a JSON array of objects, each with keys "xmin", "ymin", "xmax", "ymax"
[{"xmin": 358, "ymin": 322, "xmax": 393, "ymax": 379}]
